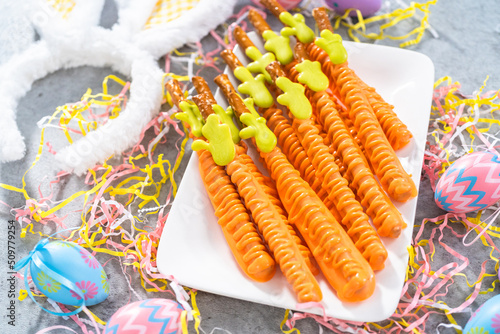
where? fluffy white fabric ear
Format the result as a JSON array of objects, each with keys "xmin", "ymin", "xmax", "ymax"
[
  {"xmin": 112, "ymin": 0, "xmax": 158, "ymax": 39},
  {"xmin": 54, "ymin": 29, "xmax": 164, "ymax": 175},
  {"xmin": 0, "ymin": 1, "xmax": 36, "ymax": 65},
  {"xmin": 0, "ymin": 0, "xmax": 237, "ymax": 171},
  {"xmin": 28, "ymin": 0, "xmax": 105, "ymax": 39},
  {"xmin": 133, "ymin": 0, "xmax": 238, "ymax": 59},
  {"xmin": 0, "ymin": 26, "xmax": 163, "ymax": 170}
]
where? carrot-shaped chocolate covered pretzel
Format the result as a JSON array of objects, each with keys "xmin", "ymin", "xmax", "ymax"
[
  {"xmin": 304, "ymin": 9, "xmax": 417, "ymax": 202},
  {"xmin": 220, "ymin": 42, "xmax": 340, "ymax": 222},
  {"xmin": 309, "ymin": 7, "xmax": 413, "ymax": 151},
  {"xmin": 267, "ymin": 61, "xmax": 388, "ymax": 270},
  {"xmin": 194, "ymin": 92, "xmax": 323, "ymax": 302},
  {"xmin": 286, "ymin": 44, "xmax": 406, "ymax": 238},
  {"xmin": 167, "ymin": 80, "xmax": 276, "ymax": 283},
  {"xmin": 215, "ymin": 73, "xmax": 320, "ymax": 276},
  {"xmin": 260, "ymin": 144, "xmax": 376, "ymax": 302},
  {"xmin": 214, "ymin": 76, "xmax": 375, "ymax": 301}
]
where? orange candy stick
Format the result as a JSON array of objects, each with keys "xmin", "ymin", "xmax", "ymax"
[
  {"xmin": 215, "ymin": 74, "xmax": 320, "ymax": 276},
  {"xmin": 285, "ymin": 47, "xmax": 406, "ymax": 238},
  {"xmin": 193, "ymin": 91, "xmax": 323, "ymax": 302},
  {"xmin": 260, "ymin": 105, "xmax": 340, "ymax": 220},
  {"xmin": 268, "ymin": 61, "xmax": 388, "ymax": 270},
  {"xmin": 330, "ymin": 61, "xmax": 417, "ymax": 202},
  {"xmin": 309, "ymin": 7, "xmax": 413, "ymax": 151},
  {"xmin": 305, "ymin": 11, "xmax": 417, "ymax": 203},
  {"xmin": 166, "ymin": 80, "xmax": 276, "ymax": 283},
  {"xmin": 226, "ymin": 152, "xmax": 323, "ymax": 302},
  {"xmin": 260, "ymin": 145, "xmax": 376, "ymax": 302},
  {"xmin": 220, "ymin": 41, "xmax": 340, "ymax": 221}
]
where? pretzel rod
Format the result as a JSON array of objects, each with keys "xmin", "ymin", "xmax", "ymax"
[
  {"xmin": 192, "ymin": 76, "xmax": 218, "ymax": 105},
  {"xmin": 248, "ymin": 8, "xmax": 273, "ymax": 36},
  {"xmin": 191, "ymin": 93, "xmax": 214, "ymax": 119},
  {"xmin": 166, "ymin": 80, "xmax": 276, "ymax": 282},
  {"xmin": 267, "ymin": 61, "xmax": 388, "ymax": 270},
  {"xmin": 312, "ymin": 7, "xmax": 333, "ymax": 33},
  {"xmin": 233, "ymin": 25, "xmax": 255, "ymax": 51},
  {"xmin": 259, "ymin": 0, "xmax": 286, "ymax": 18},
  {"xmin": 308, "ymin": 8, "xmax": 413, "ymax": 151},
  {"xmin": 215, "ymin": 73, "xmax": 320, "ymax": 276}
]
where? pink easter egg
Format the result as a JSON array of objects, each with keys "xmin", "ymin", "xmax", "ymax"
[
  {"xmin": 251, "ymin": 0, "xmax": 302, "ymax": 10},
  {"xmin": 278, "ymin": 0, "xmax": 303, "ymax": 10},
  {"xmin": 104, "ymin": 299, "xmax": 183, "ymax": 334},
  {"xmin": 435, "ymin": 151, "xmax": 500, "ymax": 213},
  {"xmin": 325, "ymin": 0, "xmax": 382, "ymax": 17}
]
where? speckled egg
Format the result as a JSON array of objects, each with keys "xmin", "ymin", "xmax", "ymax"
[
  {"xmin": 104, "ymin": 299, "xmax": 184, "ymax": 334},
  {"xmin": 463, "ymin": 294, "xmax": 500, "ymax": 334},
  {"xmin": 325, "ymin": 0, "xmax": 382, "ymax": 17},
  {"xmin": 435, "ymin": 151, "xmax": 500, "ymax": 213},
  {"xmin": 30, "ymin": 240, "xmax": 109, "ymax": 306}
]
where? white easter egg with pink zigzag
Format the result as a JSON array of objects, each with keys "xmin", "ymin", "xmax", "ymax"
[
  {"xmin": 435, "ymin": 151, "xmax": 500, "ymax": 213},
  {"xmin": 104, "ymin": 299, "xmax": 184, "ymax": 334}
]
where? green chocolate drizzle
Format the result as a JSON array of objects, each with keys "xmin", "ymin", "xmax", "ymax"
[
  {"xmin": 314, "ymin": 30, "xmax": 348, "ymax": 65},
  {"xmin": 262, "ymin": 30, "xmax": 293, "ymax": 65},
  {"xmin": 239, "ymin": 98, "xmax": 277, "ymax": 153},
  {"xmin": 275, "ymin": 76, "xmax": 312, "ymax": 119},
  {"xmin": 234, "ymin": 66, "xmax": 273, "ymax": 108},
  {"xmin": 294, "ymin": 60, "xmax": 329, "ymax": 92},
  {"xmin": 175, "ymin": 101, "xmax": 204, "ymax": 137},
  {"xmin": 245, "ymin": 46, "xmax": 275, "ymax": 83},
  {"xmin": 191, "ymin": 114, "xmax": 235, "ymax": 166},
  {"xmin": 279, "ymin": 12, "xmax": 315, "ymax": 44},
  {"xmin": 212, "ymin": 104, "xmax": 240, "ymax": 144}
]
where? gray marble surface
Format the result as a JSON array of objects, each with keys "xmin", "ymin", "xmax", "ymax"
[{"xmin": 1, "ymin": 0, "xmax": 500, "ymax": 333}]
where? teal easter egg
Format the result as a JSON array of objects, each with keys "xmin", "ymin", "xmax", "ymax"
[
  {"xmin": 464, "ymin": 295, "xmax": 500, "ymax": 333},
  {"xmin": 30, "ymin": 240, "xmax": 109, "ymax": 306}
]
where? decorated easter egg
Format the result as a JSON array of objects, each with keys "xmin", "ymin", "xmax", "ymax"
[
  {"xmin": 252, "ymin": 0, "xmax": 302, "ymax": 10},
  {"xmin": 277, "ymin": 0, "xmax": 303, "ymax": 10},
  {"xmin": 435, "ymin": 151, "xmax": 500, "ymax": 213},
  {"xmin": 104, "ymin": 299, "xmax": 184, "ymax": 334},
  {"xmin": 325, "ymin": 0, "xmax": 382, "ymax": 17},
  {"xmin": 463, "ymin": 294, "xmax": 500, "ymax": 333},
  {"xmin": 29, "ymin": 240, "xmax": 109, "ymax": 307}
]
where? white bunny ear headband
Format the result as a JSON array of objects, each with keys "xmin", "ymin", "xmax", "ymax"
[{"xmin": 0, "ymin": 0, "xmax": 237, "ymax": 175}]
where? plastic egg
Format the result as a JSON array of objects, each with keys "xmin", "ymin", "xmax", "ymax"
[
  {"xmin": 252, "ymin": 0, "xmax": 302, "ymax": 10},
  {"xmin": 325, "ymin": 0, "xmax": 382, "ymax": 17},
  {"xmin": 463, "ymin": 294, "xmax": 500, "ymax": 333},
  {"xmin": 435, "ymin": 151, "xmax": 500, "ymax": 213},
  {"xmin": 30, "ymin": 240, "xmax": 109, "ymax": 306},
  {"xmin": 104, "ymin": 299, "xmax": 184, "ymax": 334},
  {"xmin": 277, "ymin": 0, "xmax": 303, "ymax": 10}
]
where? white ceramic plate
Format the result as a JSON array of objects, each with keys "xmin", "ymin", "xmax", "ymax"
[{"xmin": 157, "ymin": 35, "xmax": 434, "ymax": 322}]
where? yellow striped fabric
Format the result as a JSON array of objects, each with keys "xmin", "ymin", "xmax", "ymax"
[{"xmin": 144, "ymin": 0, "xmax": 201, "ymax": 30}]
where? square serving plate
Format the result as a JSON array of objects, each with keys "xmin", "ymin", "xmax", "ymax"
[{"xmin": 157, "ymin": 34, "xmax": 434, "ymax": 322}]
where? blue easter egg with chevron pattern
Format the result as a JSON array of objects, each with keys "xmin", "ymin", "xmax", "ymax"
[
  {"xmin": 435, "ymin": 151, "xmax": 500, "ymax": 213},
  {"xmin": 104, "ymin": 299, "xmax": 184, "ymax": 334}
]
